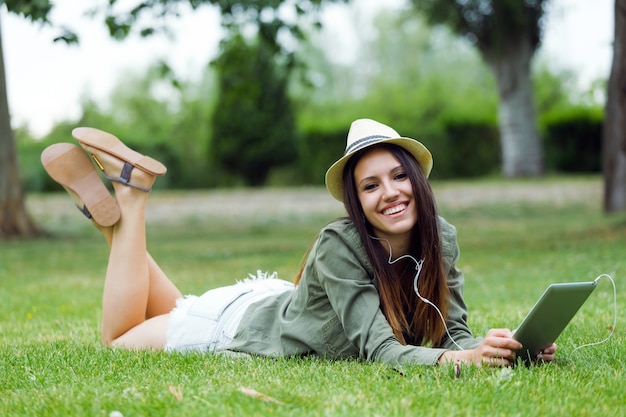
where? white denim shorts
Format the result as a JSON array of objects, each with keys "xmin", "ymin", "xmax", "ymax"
[{"xmin": 165, "ymin": 272, "xmax": 294, "ymax": 353}]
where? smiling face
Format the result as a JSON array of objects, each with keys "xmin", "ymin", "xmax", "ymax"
[{"xmin": 353, "ymin": 146, "xmax": 417, "ymax": 253}]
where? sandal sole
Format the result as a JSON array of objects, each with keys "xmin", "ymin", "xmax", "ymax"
[
  {"xmin": 72, "ymin": 127, "xmax": 167, "ymax": 176},
  {"xmin": 41, "ymin": 143, "xmax": 121, "ymax": 227}
]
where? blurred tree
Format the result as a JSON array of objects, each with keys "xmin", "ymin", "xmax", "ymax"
[
  {"xmin": 211, "ymin": 33, "xmax": 296, "ymax": 186},
  {"xmin": 101, "ymin": 0, "xmax": 347, "ymax": 185},
  {"xmin": 0, "ymin": 12, "xmax": 36, "ymax": 237},
  {"xmin": 361, "ymin": 10, "xmax": 498, "ymax": 126},
  {"xmin": 603, "ymin": 0, "xmax": 626, "ymax": 213},
  {"xmin": 410, "ymin": 0, "xmax": 548, "ymax": 177},
  {"xmin": 0, "ymin": 1, "xmax": 76, "ymax": 238},
  {"xmin": 0, "ymin": 0, "xmax": 347, "ymax": 237},
  {"xmin": 74, "ymin": 63, "xmax": 217, "ymax": 188},
  {"xmin": 293, "ymin": 8, "xmax": 502, "ymax": 181},
  {"xmin": 532, "ymin": 62, "xmax": 577, "ymax": 115}
]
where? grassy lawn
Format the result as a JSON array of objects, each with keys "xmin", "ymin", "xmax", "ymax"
[{"xmin": 1, "ymin": 177, "xmax": 624, "ymax": 416}]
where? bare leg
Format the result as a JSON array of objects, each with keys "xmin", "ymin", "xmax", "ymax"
[
  {"xmin": 94, "ymin": 149, "xmax": 178, "ymax": 348},
  {"xmin": 97, "ymin": 225, "xmax": 182, "ymax": 319},
  {"xmin": 43, "ymin": 140, "xmax": 179, "ymax": 348}
]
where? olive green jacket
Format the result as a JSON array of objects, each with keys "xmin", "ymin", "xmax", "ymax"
[{"xmin": 223, "ymin": 217, "xmax": 480, "ymax": 366}]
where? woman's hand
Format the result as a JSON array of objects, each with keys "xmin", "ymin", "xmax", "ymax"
[
  {"xmin": 438, "ymin": 328, "xmax": 524, "ymax": 367},
  {"xmin": 535, "ymin": 343, "xmax": 557, "ymax": 363}
]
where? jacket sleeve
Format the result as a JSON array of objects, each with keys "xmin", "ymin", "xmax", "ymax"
[
  {"xmin": 314, "ymin": 225, "xmax": 451, "ymax": 366},
  {"xmin": 438, "ymin": 217, "xmax": 481, "ymax": 350}
]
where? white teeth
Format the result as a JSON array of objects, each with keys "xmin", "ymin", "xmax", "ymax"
[{"xmin": 383, "ymin": 204, "xmax": 406, "ymax": 215}]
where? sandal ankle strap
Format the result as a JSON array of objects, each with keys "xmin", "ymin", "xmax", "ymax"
[{"xmin": 101, "ymin": 162, "xmax": 153, "ymax": 192}]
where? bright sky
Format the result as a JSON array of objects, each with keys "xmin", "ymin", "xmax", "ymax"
[{"xmin": 1, "ymin": 0, "xmax": 614, "ymax": 138}]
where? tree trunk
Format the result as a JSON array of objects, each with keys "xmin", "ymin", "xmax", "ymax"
[
  {"xmin": 604, "ymin": 0, "xmax": 626, "ymax": 213},
  {"xmin": 486, "ymin": 36, "xmax": 543, "ymax": 177},
  {"xmin": 0, "ymin": 14, "xmax": 39, "ymax": 237}
]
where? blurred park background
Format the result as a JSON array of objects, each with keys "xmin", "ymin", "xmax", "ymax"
[
  {"xmin": 0, "ymin": 0, "xmax": 622, "ymax": 237},
  {"xmin": 2, "ymin": 4, "xmax": 625, "ymax": 413}
]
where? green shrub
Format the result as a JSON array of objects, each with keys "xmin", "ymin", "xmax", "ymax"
[
  {"xmin": 296, "ymin": 127, "xmax": 346, "ymax": 185},
  {"xmin": 428, "ymin": 118, "xmax": 500, "ymax": 179},
  {"xmin": 541, "ymin": 106, "xmax": 604, "ymax": 173}
]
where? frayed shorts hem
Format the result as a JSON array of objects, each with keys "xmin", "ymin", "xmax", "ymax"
[{"xmin": 165, "ymin": 275, "xmax": 293, "ymax": 353}]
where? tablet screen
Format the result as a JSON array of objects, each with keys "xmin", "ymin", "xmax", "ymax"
[{"xmin": 513, "ymin": 281, "xmax": 596, "ymax": 363}]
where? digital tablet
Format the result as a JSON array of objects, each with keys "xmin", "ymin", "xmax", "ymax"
[{"xmin": 513, "ymin": 281, "xmax": 597, "ymax": 363}]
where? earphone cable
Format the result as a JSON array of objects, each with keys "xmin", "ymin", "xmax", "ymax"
[{"xmin": 370, "ymin": 235, "xmax": 464, "ymax": 350}]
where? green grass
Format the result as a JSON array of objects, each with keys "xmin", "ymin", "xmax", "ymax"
[{"xmin": 1, "ymin": 178, "xmax": 624, "ymax": 416}]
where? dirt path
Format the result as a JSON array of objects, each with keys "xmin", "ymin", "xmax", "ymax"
[
  {"xmin": 432, "ymin": 178, "xmax": 603, "ymax": 208},
  {"xmin": 27, "ymin": 178, "xmax": 603, "ymax": 226}
]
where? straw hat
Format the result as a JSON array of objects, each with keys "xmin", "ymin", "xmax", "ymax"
[{"xmin": 325, "ymin": 119, "xmax": 433, "ymax": 202}]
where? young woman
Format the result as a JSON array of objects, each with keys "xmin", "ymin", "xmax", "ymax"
[{"xmin": 41, "ymin": 118, "xmax": 556, "ymax": 367}]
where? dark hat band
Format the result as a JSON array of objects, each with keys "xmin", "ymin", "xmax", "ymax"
[{"xmin": 344, "ymin": 135, "xmax": 391, "ymax": 155}]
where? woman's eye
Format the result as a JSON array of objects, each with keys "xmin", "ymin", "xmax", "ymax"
[
  {"xmin": 363, "ymin": 183, "xmax": 378, "ymax": 191},
  {"xmin": 394, "ymin": 172, "xmax": 407, "ymax": 180}
]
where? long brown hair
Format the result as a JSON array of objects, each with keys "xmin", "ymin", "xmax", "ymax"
[{"xmin": 342, "ymin": 144, "xmax": 449, "ymax": 346}]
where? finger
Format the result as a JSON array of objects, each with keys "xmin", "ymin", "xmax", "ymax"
[
  {"xmin": 483, "ymin": 356, "xmax": 511, "ymax": 367},
  {"xmin": 542, "ymin": 344, "xmax": 557, "ymax": 354},
  {"xmin": 486, "ymin": 328, "xmax": 515, "ymax": 338},
  {"xmin": 492, "ymin": 347, "xmax": 516, "ymax": 361},
  {"xmin": 485, "ymin": 336, "xmax": 522, "ymax": 351},
  {"xmin": 537, "ymin": 352, "xmax": 556, "ymax": 362}
]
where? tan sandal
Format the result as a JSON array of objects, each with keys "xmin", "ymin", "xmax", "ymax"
[
  {"xmin": 41, "ymin": 143, "xmax": 121, "ymax": 227},
  {"xmin": 72, "ymin": 127, "xmax": 166, "ymax": 192}
]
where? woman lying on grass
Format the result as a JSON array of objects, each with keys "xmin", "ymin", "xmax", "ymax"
[{"xmin": 41, "ymin": 118, "xmax": 556, "ymax": 367}]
